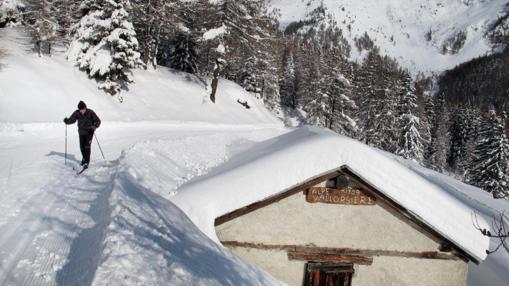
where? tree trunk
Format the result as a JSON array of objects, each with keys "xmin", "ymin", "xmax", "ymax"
[
  {"xmin": 210, "ymin": 58, "xmax": 223, "ymax": 103},
  {"xmin": 210, "ymin": 69, "xmax": 219, "ymax": 103},
  {"xmin": 36, "ymin": 40, "xmax": 42, "ymax": 57}
]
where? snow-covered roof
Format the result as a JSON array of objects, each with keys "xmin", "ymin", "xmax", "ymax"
[{"xmin": 172, "ymin": 126, "xmax": 491, "ymax": 263}]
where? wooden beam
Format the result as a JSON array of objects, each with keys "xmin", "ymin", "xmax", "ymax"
[
  {"xmin": 221, "ymin": 241, "xmax": 461, "ymax": 260},
  {"xmin": 339, "ymin": 168, "xmax": 477, "ymax": 264},
  {"xmin": 214, "ymin": 170, "xmax": 341, "ymax": 226},
  {"xmin": 288, "ymin": 251, "xmax": 373, "ymax": 265}
]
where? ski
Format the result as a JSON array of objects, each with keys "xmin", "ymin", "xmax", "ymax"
[{"xmin": 76, "ymin": 165, "xmax": 88, "ymax": 175}]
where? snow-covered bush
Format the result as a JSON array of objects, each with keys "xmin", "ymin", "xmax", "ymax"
[{"xmin": 68, "ymin": 0, "xmax": 143, "ymax": 95}]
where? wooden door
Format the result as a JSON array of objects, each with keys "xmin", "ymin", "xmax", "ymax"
[{"xmin": 304, "ymin": 263, "xmax": 353, "ymax": 286}]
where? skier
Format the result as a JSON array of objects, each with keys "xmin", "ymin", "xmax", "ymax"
[{"xmin": 63, "ymin": 101, "xmax": 101, "ymax": 170}]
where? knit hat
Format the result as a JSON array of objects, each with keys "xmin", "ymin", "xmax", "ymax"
[{"xmin": 77, "ymin": 101, "xmax": 87, "ymax": 110}]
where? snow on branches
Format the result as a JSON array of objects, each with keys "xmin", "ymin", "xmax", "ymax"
[
  {"xmin": 467, "ymin": 109, "xmax": 509, "ymax": 199},
  {"xmin": 68, "ymin": 0, "xmax": 143, "ymax": 95}
]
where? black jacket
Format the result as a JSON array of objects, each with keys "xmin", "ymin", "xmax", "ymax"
[{"xmin": 66, "ymin": 109, "xmax": 101, "ymax": 135}]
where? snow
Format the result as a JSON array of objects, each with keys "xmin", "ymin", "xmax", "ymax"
[
  {"xmin": 1, "ymin": 26, "xmax": 508, "ymax": 286},
  {"xmin": 0, "ymin": 27, "xmax": 284, "ymax": 285},
  {"xmin": 172, "ymin": 127, "xmax": 494, "ymax": 263},
  {"xmin": 0, "ymin": 27, "xmax": 280, "ymax": 125},
  {"xmin": 268, "ymin": 0, "xmax": 508, "ymax": 74},
  {"xmin": 203, "ymin": 25, "xmax": 227, "ymax": 40}
]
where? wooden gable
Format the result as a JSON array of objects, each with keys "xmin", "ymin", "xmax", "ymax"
[{"xmin": 214, "ymin": 166, "xmax": 478, "ymax": 264}]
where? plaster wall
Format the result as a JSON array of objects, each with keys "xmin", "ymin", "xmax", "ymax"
[
  {"xmin": 217, "ymin": 192, "xmax": 441, "ymax": 252},
  {"xmin": 227, "ymin": 247, "xmax": 468, "ymax": 286}
]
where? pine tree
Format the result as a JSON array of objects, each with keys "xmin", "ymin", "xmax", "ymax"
[
  {"xmin": 68, "ymin": 0, "xmax": 143, "ymax": 95},
  {"xmin": 427, "ymin": 94, "xmax": 450, "ymax": 171},
  {"xmin": 198, "ymin": 0, "xmax": 271, "ymax": 103},
  {"xmin": 318, "ymin": 49, "xmax": 357, "ymax": 136},
  {"xmin": 326, "ymin": 74, "xmax": 358, "ymax": 137},
  {"xmin": 52, "ymin": 0, "xmax": 80, "ymax": 43},
  {"xmin": 279, "ymin": 47, "xmax": 298, "ymax": 108},
  {"xmin": 457, "ymin": 108, "xmax": 481, "ymax": 176},
  {"xmin": 467, "ymin": 108, "xmax": 509, "ymax": 199},
  {"xmin": 448, "ymin": 107, "xmax": 480, "ymax": 175},
  {"xmin": 24, "ymin": 0, "xmax": 59, "ymax": 56},
  {"xmin": 396, "ymin": 73, "xmax": 424, "ymax": 161},
  {"xmin": 130, "ymin": 0, "xmax": 184, "ymax": 69},
  {"xmin": 169, "ymin": 32, "xmax": 198, "ymax": 74},
  {"xmin": 357, "ymin": 50, "xmax": 399, "ymax": 152}
]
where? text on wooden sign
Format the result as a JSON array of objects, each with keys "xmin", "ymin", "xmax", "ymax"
[{"xmin": 306, "ymin": 187, "xmax": 376, "ymax": 205}]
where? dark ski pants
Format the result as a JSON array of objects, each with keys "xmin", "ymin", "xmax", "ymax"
[{"xmin": 79, "ymin": 132, "xmax": 94, "ymax": 164}]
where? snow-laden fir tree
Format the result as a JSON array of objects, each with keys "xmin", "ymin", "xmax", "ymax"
[
  {"xmin": 130, "ymin": 0, "xmax": 184, "ymax": 69},
  {"xmin": 169, "ymin": 32, "xmax": 198, "ymax": 74},
  {"xmin": 68, "ymin": 0, "xmax": 143, "ymax": 95},
  {"xmin": 325, "ymin": 74, "xmax": 358, "ymax": 137},
  {"xmin": 357, "ymin": 50, "xmax": 399, "ymax": 152},
  {"xmin": 24, "ymin": 0, "xmax": 58, "ymax": 56},
  {"xmin": 197, "ymin": 0, "xmax": 271, "ymax": 103},
  {"xmin": 279, "ymin": 47, "xmax": 298, "ymax": 109},
  {"xmin": 313, "ymin": 49, "xmax": 357, "ymax": 137},
  {"xmin": 457, "ymin": 108, "xmax": 481, "ymax": 176},
  {"xmin": 52, "ymin": 0, "xmax": 80, "ymax": 43},
  {"xmin": 396, "ymin": 73, "xmax": 424, "ymax": 161},
  {"xmin": 0, "ymin": 0, "xmax": 25, "ymax": 27},
  {"xmin": 427, "ymin": 93, "xmax": 450, "ymax": 171},
  {"xmin": 448, "ymin": 108, "xmax": 480, "ymax": 175},
  {"xmin": 467, "ymin": 108, "xmax": 509, "ymax": 199}
]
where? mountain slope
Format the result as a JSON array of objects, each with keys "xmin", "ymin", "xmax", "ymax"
[
  {"xmin": 268, "ymin": 0, "xmax": 508, "ymax": 73},
  {"xmin": 0, "ymin": 27, "xmax": 280, "ymax": 126}
]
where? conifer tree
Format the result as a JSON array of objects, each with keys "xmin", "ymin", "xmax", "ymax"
[
  {"xmin": 457, "ymin": 108, "xmax": 481, "ymax": 175},
  {"xmin": 448, "ymin": 107, "xmax": 480, "ymax": 174},
  {"xmin": 68, "ymin": 0, "xmax": 143, "ymax": 95},
  {"xmin": 279, "ymin": 47, "xmax": 298, "ymax": 109},
  {"xmin": 169, "ymin": 32, "xmax": 198, "ymax": 74},
  {"xmin": 357, "ymin": 50, "xmax": 399, "ymax": 152},
  {"xmin": 396, "ymin": 73, "xmax": 424, "ymax": 161},
  {"xmin": 199, "ymin": 0, "xmax": 271, "ymax": 103},
  {"xmin": 467, "ymin": 108, "xmax": 509, "ymax": 199},
  {"xmin": 428, "ymin": 93, "xmax": 450, "ymax": 171},
  {"xmin": 24, "ymin": 0, "xmax": 58, "ymax": 56}
]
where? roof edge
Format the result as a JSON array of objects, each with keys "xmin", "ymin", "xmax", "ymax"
[{"xmin": 214, "ymin": 165, "xmax": 481, "ymax": 264}]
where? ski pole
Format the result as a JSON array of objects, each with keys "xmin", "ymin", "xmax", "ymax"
[
  {"xmin": 65, "ymin": 124, "xmax": 67, "ymax": 165},
  {"xmin": 94, "ymin": 133, "xmax": 105, "ymax": 160}
]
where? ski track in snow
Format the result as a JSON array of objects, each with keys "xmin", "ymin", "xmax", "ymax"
[{"xmin": 0, "ymin": 122, "xmax": 285, "ymax": 286}]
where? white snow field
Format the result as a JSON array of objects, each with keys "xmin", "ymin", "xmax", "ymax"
[
  {"xmin": 1, "ymin": 26, "xmax": 508, "ymax": 286},
  {"xmin": 268, "ymin": 0, "xmax": 508, "ymax": 74},
  {"xmin": 0, "ymin": 27, "xmax": 285, "ymax": 285}
]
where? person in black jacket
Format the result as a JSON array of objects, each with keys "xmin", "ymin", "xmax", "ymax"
[{"xmin": 64, "ymin": 101, "xmax": 101, "ymax": 168}]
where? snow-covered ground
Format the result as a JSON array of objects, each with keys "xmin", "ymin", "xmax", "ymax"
[
  {"xmin": 0, "ymin": 121, "xmax": 287, "ymax": 285},
  {"xmin": 268, "ymin": 0, "xmax": 508, "ymax": 74},
  {"xmin": 1, "ymin": 26, "xmax": 508, "ymax": 286},
  {"xmin": 0, "ymin": 27, "xmax": 285, "ymax": 285}
]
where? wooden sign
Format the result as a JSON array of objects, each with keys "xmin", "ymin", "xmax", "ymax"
[{"xmin": 306, "ymin": 187, "xmax": 376, "ymax": 205}]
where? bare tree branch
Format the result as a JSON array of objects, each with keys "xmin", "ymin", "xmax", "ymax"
[{"xmin": 473, "ymin": 211, "xmax": 509, "ymax": 255}]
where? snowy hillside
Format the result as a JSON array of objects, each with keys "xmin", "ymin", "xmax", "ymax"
[
  {"xmin": 268, "ymin": 0, "xmax": 508, "ymax": 73},
  {"xmin": 0, "ymin": 27, "xmax": 280, "ymax": 126},
  {"xmin": 0, "ymin": 27, "xmax": 285, "ymax": 285}
]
